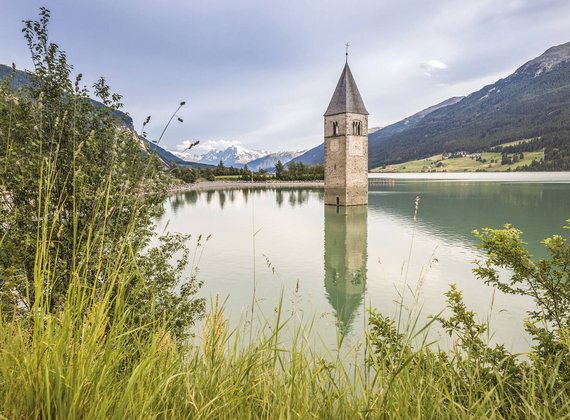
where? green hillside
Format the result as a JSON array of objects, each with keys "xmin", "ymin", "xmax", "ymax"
[
  {"xmin": 368, "ymin": 42, "xmax": 570, "ymax": 171},
  {"xmin": 373, "ymin": 150, "xmax": 544, "ymax": 173}
]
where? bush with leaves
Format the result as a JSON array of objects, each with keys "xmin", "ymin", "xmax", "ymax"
[
  {"xmin": 367, "ymin": 311, "xmax": 411, "ymax": 371},
  {"xmin": 473, "ymin": 222, "xmax": 570, "ymax": 382},
  {"xmin": 0, "ymin": 8, "xmax": 204, "ymax": 341},
  {"xmin": 368, "ymin": 222, "xmax": 570, "ymax": 415}
]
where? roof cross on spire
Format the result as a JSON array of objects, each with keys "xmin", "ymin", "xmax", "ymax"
[{"xmin": 345, "ymin": 42, "xmax": 349, "ymax": 62}]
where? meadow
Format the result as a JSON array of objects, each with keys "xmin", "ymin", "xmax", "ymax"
[{"xmin": 373, "ymin": 151, "xmax": 543, "ymax": 173}]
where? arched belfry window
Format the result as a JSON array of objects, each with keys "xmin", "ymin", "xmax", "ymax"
[
  {"xmin": 333, "ymin": 121, "xmax": 339, "ymax": 136},
  {"xmin": 352, "ymin": 121, "xmax": 362, "ymax": 135}
]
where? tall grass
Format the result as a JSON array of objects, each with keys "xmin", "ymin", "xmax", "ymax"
[
  {"xmin": 2, "ymin": 276, "xmax": 569, "ymax": 418},
  {"xmin": 1, "ymin": 170, "xmax": 569, "ymax": 418}
]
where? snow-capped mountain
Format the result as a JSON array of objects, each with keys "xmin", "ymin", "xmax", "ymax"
[
  {"xmin": 171, "ymin": 144, "xmax": 305, "ymax": 170},
  {"xmin": 198, "ymin": 145, "xmax": 267, "ymax": 167},
  {"xmin": 173, "ymin": 145, "xmax": 267, "ymax": 168},
  {"xmin": 246, "ymin": 150, "xmax": 307, "ymax": 172}
]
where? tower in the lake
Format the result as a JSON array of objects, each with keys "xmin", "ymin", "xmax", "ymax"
[{"xmin": 324, "ymin": 50, "xmax": 369, "ymax": 206}]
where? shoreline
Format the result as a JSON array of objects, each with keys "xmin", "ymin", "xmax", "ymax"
[
  {"xmin": 168, "ymin": 171, "xmax": 570, "ymax": 193},
  {"xmin": 169, "ymin": 180, "xmax": 324, "ymax": 192}
]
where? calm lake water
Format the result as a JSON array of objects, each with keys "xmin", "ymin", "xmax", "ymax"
[{"xmin": 158, "ymin": 173, "xmax": 570, "ymax": 352}]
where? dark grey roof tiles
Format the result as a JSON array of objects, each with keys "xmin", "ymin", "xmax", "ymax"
[{"xmin": 324, "ymin": 62, "xmax": 368, "ymax": 116}]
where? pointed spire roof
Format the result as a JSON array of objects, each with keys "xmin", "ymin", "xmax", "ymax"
[{"xmin": 324, "ymin": 62, "xmax": 368, "ymax": 117}]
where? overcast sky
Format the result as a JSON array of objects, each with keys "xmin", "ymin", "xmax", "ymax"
[{"xmin": 1, "ymin": 0, "xmax": 569, "ymax": 154}]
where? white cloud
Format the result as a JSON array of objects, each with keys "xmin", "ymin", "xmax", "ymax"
[
  {"xmin": 420, "ymin": 59, "xmax": 448, "ymax": 76},
  {"xmin": 175, "ymin": 139, "xmax": 243, "ymax": 156}
]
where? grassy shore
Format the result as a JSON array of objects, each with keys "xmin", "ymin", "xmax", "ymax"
[{"xmin": 372, "ymin": 151, "xmax": 544, "ymax": 173}]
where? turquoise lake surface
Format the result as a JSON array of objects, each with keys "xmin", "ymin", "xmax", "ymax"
[{"xmin": 158, "ymin": 173, "xmax": 570, "ymax": 351}]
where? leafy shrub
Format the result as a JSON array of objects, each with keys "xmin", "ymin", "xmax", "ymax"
[
  {"xmin": 368, "ymin": 222, "xmax": 570, "ymax": 416},
  {"xmin": 0, "ymin": 8, "xmax": 204, "ymax": 340}
]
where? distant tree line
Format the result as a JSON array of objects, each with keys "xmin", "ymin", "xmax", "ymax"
[
  {"xmin": 500, "ymin": 152, "xmax": 525, "ymax": 165},
  {"xmin": 275, "ymin": 161, "xmax": 324, "ymax": 180},
  {"xmin": 170, "ymin": 160, "xmax": 324, "ymax": 183},
  {"xmin": 169, "ymin": 161, "xmax": 239, "ymax": 183},
  {"xmin": 497, "ymin": 134, "xmax": 570, "ymax": 171}
]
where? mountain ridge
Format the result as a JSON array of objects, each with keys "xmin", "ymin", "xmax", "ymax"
[
  {"xmin": 368, "ymin": 41, "xmax": 570, "ymax": 169},
  {"xmin": 245, "ymin": 150, "xmax": 306, "ymax": 171},
  {"xmin": 173, "ymin": 144, "xmax": 306, "ymax": 171},
  {"xmin": 291, "ymin": 96, "xmax": 463, "ymax": 166}
]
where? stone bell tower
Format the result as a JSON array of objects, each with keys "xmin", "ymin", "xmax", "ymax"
[{"xmin": 324, "ymin": 59, "xmax": 369, "ymax": 206}]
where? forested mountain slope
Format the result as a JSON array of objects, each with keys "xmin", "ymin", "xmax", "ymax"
[{"xmin": 369, "ymin": 42, "xmax": 570, "ymax": 170}]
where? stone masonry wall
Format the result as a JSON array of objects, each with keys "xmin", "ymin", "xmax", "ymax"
[{"xmin": 324, "ymin": 113, "xmax": 368, "ymax": 206}]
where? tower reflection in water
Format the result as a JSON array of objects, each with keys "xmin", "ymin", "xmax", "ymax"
[{"xmin": 324, "ymin": 205, "xmax": 368, "ymax": 336}]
